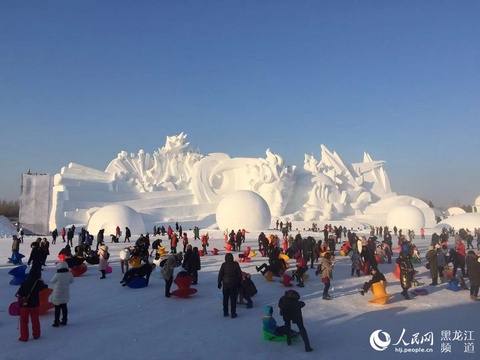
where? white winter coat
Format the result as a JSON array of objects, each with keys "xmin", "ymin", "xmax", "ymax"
[
  {"xmin": 50, "ymin": 261, "xmax": 74, "ymax": 305},
  {"xmin": 98, "ymin": 245, "xmax": 109, "ymax": 271}
]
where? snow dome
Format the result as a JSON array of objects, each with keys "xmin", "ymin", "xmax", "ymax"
[
  {"xmin": 386, "ymin": 204, "xmax": 425, "ymax": 231},
  {"xmin": 87, "ymin": 204, "xmax": 146, "ymax": 236},
  {"xmin": 216, "ymin": 190, "xmax": 271, "ymax": 231},
  {"xmin": 474, "ymin": 196, "xmax": 480, "ymax": 207},
  {"xmin": 435, "ymin": 213, "xmax": 480, "ymax": 231},
  {"xmin": 446, "ymin": 207, "xmax": 466, "ymax": 216}
]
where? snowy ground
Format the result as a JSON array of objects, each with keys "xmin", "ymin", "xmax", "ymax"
[{"xmin": 0, "ymin": 224, "xmax": 478, "ymax": 360}]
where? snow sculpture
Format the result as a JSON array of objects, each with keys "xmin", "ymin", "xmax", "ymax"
[
  {"xmin": 47, "ymin": 132, "xmax": 434, "ymax": 232},
  {"xmin": 87, "ymin": 204, "xmax": 146, "ymax": 235},
  {"xmin": 216, "ymin": 190, "xmax": 271, "ymax": 231},
  {"xmin": 436, "ymin": 213, "xmax": 480, "ymax": 231},
  {"xmin": 386, "ymin": 205, "xmax": 425, "ymax": 230},
  {"xmin": 446, "ymin": 207, "xmax": 466, "ymax": 216}
]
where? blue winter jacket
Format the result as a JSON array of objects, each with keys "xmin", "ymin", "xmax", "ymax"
[{"xmin": 262, "ymin": 305, "xmax": 278, "ymax": 334}]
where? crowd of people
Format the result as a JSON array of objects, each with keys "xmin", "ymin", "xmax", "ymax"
[{"xmin": 8, "ymin": 221, "xmax": 480, "ymax": 353}]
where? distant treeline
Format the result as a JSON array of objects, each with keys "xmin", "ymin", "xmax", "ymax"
[{"xmin": 0, "ymin": 199, "xmax": 19, "ymax": 218}]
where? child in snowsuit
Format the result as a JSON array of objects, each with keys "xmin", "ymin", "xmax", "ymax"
[
  {"xmin": 262, "ymin": 305, "xmax": 294, "ymax": 336},
  {"xmin": 238, "ymin": 272, "xmax": 256, "ymax": 308},
  {"xmin": 292, "ymin": 255, "xmax": 307, "ymax": 287}
]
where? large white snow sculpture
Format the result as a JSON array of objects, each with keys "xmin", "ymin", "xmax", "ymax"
[
  {"xmin": 216, "ymin": 190, "xmax": 271, "ymax": 231},
  {"xmin": 446, "ymin": 207, "xmax": 466, "ymax": 216},
  {"xmin": 386, "ymin": 205, "xmax": 425, "ymax": 231},
  {"xmin": 435, "ymin": 213, "xmax": 480, "ymax": 231},
  {"xmin": 45, "ymin": 132, "xmax": 436, "ymax": 233},
  {"xmin": 87, "ymin": 204, "xmax": 146, "ymax": 236}
]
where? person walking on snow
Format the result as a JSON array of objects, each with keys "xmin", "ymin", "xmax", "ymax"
[
  {"xmin": 49, "ymin": 261, "xmax": 74, "ymax": 327},
  {"xmin": 278, "ymin": 289, "xmax": 313, "ymax": 352},
  {"xmin": 218, "ymin": 253, "xmax": 242, "ymax": 318}
]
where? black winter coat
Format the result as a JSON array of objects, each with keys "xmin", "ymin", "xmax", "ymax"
[
  {"xmin": 16, "ymin": 277, "xmax": 47, "ymax": 308},
  {"xmin": 188, "ymin": 250, "xmax": 201, "ymax": 272},
  {"xmin": 278, "ymin": 290, "xmax": 305, "ymax": 325},
  {"xmin": 396, "ymin": 254, "xmax": 414, "ymax": 289},
  {"xmin": 218, "ymin": 257, "xmax": 242, "ymax": 287},
  {"xmin": 466, "ymin": 254, "xmax": 480, "ymax": 286}
]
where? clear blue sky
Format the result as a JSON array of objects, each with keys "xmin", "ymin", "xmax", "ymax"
[{"xmin": 1, "ymin": 1, "xmax": 479, "ymax": 207}]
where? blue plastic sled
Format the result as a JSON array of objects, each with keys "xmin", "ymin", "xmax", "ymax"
[
  {"xmin": 127, "ymin": 276, "xmax": 148, "ymax": 289},
  {"xmin": 8, "ymin": 252, "xmax": 25, "ymax": 265},
  {"xmin": 8, "ymin": 265, "xmax": 28, "ymax": 285}
]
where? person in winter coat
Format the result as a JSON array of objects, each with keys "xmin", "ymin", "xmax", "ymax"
[
  {"xmin": 316, "ymin": 252, "xmax": 334, "ymax": 300},
  {"xmin": 396, "ymin": 252, "xmax": 414, "ymax": 299},
  {"xmin": 201, "ymin": 233, "xmax": 209, "ymax": 255},
  {"xmin": 258, "ymin": 232, "xmax": 268, "ymax": 257},
  {"xmin": 167, "ymin": 225, "xmax": 173, "ymax": 239},
  {"xmin": 262, "ymin": 305, "xmax": 293, "ymax": 336},
  {"xmin": 120, "ymin": 263, "xmax": 156, "ymax": 287},
  {"xmin": 350, "ymin": 250, "xmax": 361, "ymax": 277},
  {"xmin": 16, "ymin": 271, "xmax": 48, "ymax": 341},
  {"xmin": 67, "ymin": 227, "xmax": 74, "ymax": 247},
  {"xmin": 451, "ymin": 239, "xmax": 467, "ymax": 277},
  {"xmin": 182, "ymin": 245, "xmax": 193, "ymax": 270},
  {"xmin": 182, "ymin": 233, "xmax": 189, "ymax": 253},
  {"xmin": 161, "ymin": 252, "xmax": 183, "ymax": 297},
  {"xmin": 61, "ymin": 227, "xmax": 66, "ymax": 242},
  {"xmin": 236, "ymin": 229, "xmax": 243, "ymax": 252},
  {"xmin": 27, "ymin": 241, "xmax": 44, "ymax": 279},
  {"xmin": 49, "ymin": 261, "xmax": 74, "ymax": 327},
  {"xmin": 170, "ymin": 233, "xmax": 178, "ymax": 254},
  {"xmin": 40, "ymin": 238, "xmax": 50, "ymax": 266},
  {"xmin": 119, "ymin": 247, "xmax": 131, "ymax": 274},
  {"xmin": 96, "ymin": 229, "xmax": 105, "ymax": 251},
  {"xmin": 436, "ymin": 245, "xmax": 446, "ymax": 280},
  {"xmin": 466, "ymin": 251, "xmax": 480, "ymax": 301},
  {"xmin": 51, "ymin": 229, "xmax": 58, "ymax": 244},
  {"xmin": 278, "ymin": 289, "xmax": 313, "ymax": 352},
  {"xmin": 292, "ymin": 254, "xmax": 307, "ymax": 287},
  {"xmin": 425, "ymin": 245, "xmax": 439, "ymax": 285},
  {"xmin": 238, "ymin": 271, "xmax": 256, "ymax": 308},
  {"xmin": 359, "ymin": 267, "xmax": 386, "ymax": 295},
  {"xmin": 9, "ymin": 235, "xmax": 21, "ymax": 264},
  {"xmin": 58, "ymin": 245, "xmax": 72, "ymax": 259},
  {"xmin": 124, "ymin": 227, "xmax": 131, "ymax": 243},
  {"xmin": 217, "ymin": 252, "xmax": 242, "ymax": 318},
  {"xmin": 188, "ymin": 247, "xmax": 201, "ymax": 285},
  {"xmin": 97, "ymin": 244, "xmax": 109, "ymax": 279}
]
